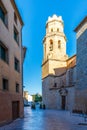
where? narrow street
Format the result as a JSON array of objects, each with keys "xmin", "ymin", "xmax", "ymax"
[{"xmin": 0, "ymin": 107, "xmax": 87, "ymax": 130}]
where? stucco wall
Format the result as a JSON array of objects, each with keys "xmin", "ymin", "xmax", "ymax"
[{"xmin": 0, "ymin": 0, "xmax": 24, "ymax": 124}]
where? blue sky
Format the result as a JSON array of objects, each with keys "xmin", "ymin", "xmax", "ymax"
[{"xmin": 15, "ymin": 0, "xmax": 87, "ymax": 95}]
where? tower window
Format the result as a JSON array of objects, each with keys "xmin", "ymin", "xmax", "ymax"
[
  {"xmin": 57, "ymin": 28, "xmax": 59, "ymax": 32},
  {"xmin": 49, "ymin": 40, "xmax": 53, "ymax": 51},
  {"xmin": 58, "ymin": 40, "xmax": 61, "ymax": 49},
  {"xmin": 51, "ymin": 28, "xmax": 53, "ymax": 32}
]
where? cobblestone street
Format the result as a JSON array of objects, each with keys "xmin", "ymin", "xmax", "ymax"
[{"xmin": 0, "ymin": 107, "xmax": 87, "ymax": 130}]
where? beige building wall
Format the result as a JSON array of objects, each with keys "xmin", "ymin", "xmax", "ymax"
[
  {"xmin": 0, "ymin": 0, "xmax": 25, "ymax": 124},
  {"xmin": 0, "ymin": 0, "xmax": 23, "ymax": 93},
  {"xmin": 23, "ymin": 91, "xmax": 29, "ymax": 101}
]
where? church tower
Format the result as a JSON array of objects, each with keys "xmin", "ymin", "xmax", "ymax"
[
  {"xmin": 42, "ymin": 15, "xmax": 68, "ymax": 79},
  {"xmin": 42, "ymin": 15, "xmax": 68, "ymax": 109}
]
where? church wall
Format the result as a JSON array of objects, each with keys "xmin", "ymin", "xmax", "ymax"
[
  {"xmin": 49, "ymin": 60, "xmax": 67, "ymax": 76},
  {"xmin": 76, "ymin": 30, "xmax": 87, "ymax": 90},
  {"xmin": 42, "ymin": 61, "xmax": 49, "ymax": 79},
  {"xmin": 75, "ymin": 29, "xmax": 87, "ymax": 112},
  {"xmin": 42, "ymin": 76, "xmax": 76, "ymax": 110},
  {"xmin": 66, "ymin": 87, "xmax": 75, "ymax": 111},
  {"xmin": 66, "ymin": 66, "xmax": 76, "ymax": 87},
  {"xmin": 42, "ymin": 15, "xmax": 76, "ymax": 110},
  {"xmin": 42, "ymin": 76, "xmax": 62, "ymax": 109}
]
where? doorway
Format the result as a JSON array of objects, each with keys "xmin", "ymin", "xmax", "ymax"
[
  {"xmin": 61, "ymin": 96, "xmax": 66, "ymax": 110},
  {"xmin": 12, "ymin": 101, "xmax": 19, "ymax": 120}
]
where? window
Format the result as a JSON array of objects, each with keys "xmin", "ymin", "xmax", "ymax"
[
  {"xmin": 14, "ymin": 12, "xmax": 17, "ymax": 24},
  {"xmin": 0, "ymin": 1, "xmax": 8, "ymax": 27},
  {"xmin": 58, "ymin": 40, "xmax": 61, "ymax": 49},
  {"xmin": 0, "ymin": 42, "xmax": 8, "ymax": 63},
  {"xmin": 2, "ymin": 78, "xmax": 8, "ymax": 91},
  {"xmin": 51, "ymin": 28, "xmax": 53, "ymax": 32},
  {"xmin": 14, "ymin": 26, "xmax": 19, "ymax": 44},
  {"xmin": 54, "ymin": 83, "xmax": 57, "ymax": 87},
  {"xmin": 14, "ymin": 57, "xmax": 20, "ymax": 72},
  {"xmin": 0, "ymin": 7, "xmax": 5, "ymax": 22},
  {"xmin": 49, "ymin": 40, "xmax": 53, "ymax": 51},
  {"xmin": 16, "ymin": 83, "xmax": 19, "ymax": 93},
  {"xmin": 57, "ymin": 28, "xmax": 59, "ymax": 32}
]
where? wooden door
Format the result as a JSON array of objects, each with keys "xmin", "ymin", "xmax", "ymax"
[
  {"xmin": 12, "ymin": 101, "xmax": 19, "ymax": 120},
  {"xmin": 61, "ymin": 96, "xmax": 66, "ymax": 110}
]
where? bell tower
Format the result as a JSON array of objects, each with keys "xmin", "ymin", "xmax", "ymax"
[{"xmin": 42, "ymin": 15, "xmax": 68, "ymax": 79}]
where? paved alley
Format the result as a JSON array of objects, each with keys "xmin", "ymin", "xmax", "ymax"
[{"xmin": 0, "ymin": 107, "xmax": 87, "ymax": 130}]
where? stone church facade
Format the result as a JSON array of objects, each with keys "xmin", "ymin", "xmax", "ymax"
[
  {"xmin": 74, "ymin": 17, "xmax": 87, "ymax": 113},
  {"xmin": 42, "ymin": 14, "xmax": 87, "ymax": 112}
]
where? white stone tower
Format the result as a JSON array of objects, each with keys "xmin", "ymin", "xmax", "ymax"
[
  {"xmin": 42, "ymin": 15, "xmax": 68, "ymax": 109},
  {"xmin": 42, "ymin": 15, "xmax": 68, "ymax": 79}
]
